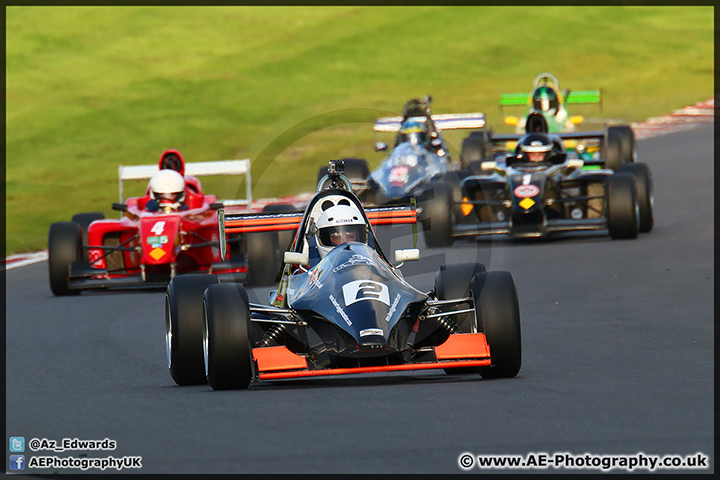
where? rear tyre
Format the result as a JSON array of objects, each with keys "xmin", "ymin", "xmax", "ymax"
[
  {"xmin": 245, "ymin": 231, "xmax": 281, "ymax": 287},
  {"xmin": 48, "ymin": 222, "xmax": 82, "ymax": 296},
  {"xmin": 435, "ymin": 263, "xmax": 488, "ymax": 374},
  {"xmin": 603, "ymin": 131, "xmax": 624, "ymax": 172},
  {"xmin": 606, "ymin": 173, "xmax": 639, "ymax": 240},
  {"xmin": 460, "ymin": 131, "xmax": 491, "ymax": 166},
  {"xmin": 166, "ymin": 274, "xmax": 219, "ymax": 385},
  {"xmin": 204, "ymin": 283, "xmax": 253, "ymax": 390},
  {"xmin": 608, "ymin": 125, "xmax": 636, "ymax": 164},
  {"xmin": 263, "ymin": 203, "xmax": 297, "ymax": 252},
  {"xmin": 472, "ymin": 271, "xmax": 522, "ymax": 379},
  {"xmin": 618, "ymin": 163, "xmax": 653, "ymax": 233},
  {"xmin": 71, "ymin": 212, "xmax": 105, "ymax": 262},
  {"xmin": 419, "ymin": 181, "xmax": 455, "ymax": 248}
]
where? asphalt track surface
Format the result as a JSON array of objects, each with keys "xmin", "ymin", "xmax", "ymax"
[{"xmin": 5, "ymin": 123, "xmax": 714, "ymax": 475}]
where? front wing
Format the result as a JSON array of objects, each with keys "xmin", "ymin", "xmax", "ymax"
[{"xmin": 251, "ymin": 333, "xmax": 491, "ymax": 380}]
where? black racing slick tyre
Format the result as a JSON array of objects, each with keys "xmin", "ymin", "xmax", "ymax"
[
  {"xmin": 166, "ymin": 274, "xmax": 219, "ymax": 385},
  {"xmin": 262, "ymin": 203, "xmax": 297, "ymax": 252},
  {"xmin": 603, "ymin": 130, "xmax": 624, "ymax": 172},
  {"xmin": 204, "ymin": 283, "xmax": 253, "ymax": 390},
  {"xmin": 245, "ymin": 231, "xmax": 281, "ymax": 287},
  {"xmin": 608, "ymin": 125, "xmax": 637, "ymax": 164},
  {"xmin": 472, "ymin": 271, "xmax": 522, "ymax": 379},
  {"xmin": 419, "ymin": 181, "xmax": 455, "ymax": 248},
  {"xmin": 618, "ymin": 162, "xmax": 654, "ymax": 233},
  {"xmin": 606, "ymin": 173, "xmax": 639, "ymax": 240},
  {"xmin": 48, "ymin": 222, "xmax": 82, "ymax": 296},
  {"xmin": 460, "ymin": 132, "xmax": 490, "ymax": 166},
  {"xmin": 435, "ymin": 263, "xmax": 488, "ymax": 375}
]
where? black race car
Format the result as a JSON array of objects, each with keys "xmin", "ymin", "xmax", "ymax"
[
  {"xmin": 165, "ymin": 160, "xmax": 522, "ymax": 389},
  {"xmin": 417, "ymin": 121, "xmax": 653, "ymax": 246}
]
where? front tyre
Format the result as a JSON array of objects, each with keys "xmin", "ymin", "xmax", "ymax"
[
  {"xmin": 166, "ymin": 274, "xmax": 219, "ymax": 385},
  {"xmin": 48, "ymin": 222, "xmax": 82, "ymax": 296},
  {"xmin": 204, "ymin": 283, "xmax": 253, "ymax": 390},
  {"xmin": 606, "ymin": 173, "xmax": 639, "ymax": 240},
  {"xmin": 472, "ymin": 271, "xmax": 522, "ymax": 379},
  {"xmin": 618, "ymin": 163, "xmax": 653, "ymax": 233}
]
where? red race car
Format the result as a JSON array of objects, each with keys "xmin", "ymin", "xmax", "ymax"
[{"xmin": 48, "ymin": 150, "xmax": 285, "ymax": 296}]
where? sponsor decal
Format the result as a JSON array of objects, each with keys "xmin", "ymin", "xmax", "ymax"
[
  {"xmin": 329, "ymin": 295, "xmax": 352, "ymax": 326},
  {"xmin": 88, "ymin": 249, "xmax": 104, "ymax": 267},
  {"xmin": 522, "ymin": 174, "xmax": 532, "ymax": 185},
  {"xmin": 519, "ymin": 198, "xmax": 536, "ymax": 210},
  {"xmin": 514, "ymin": 184, "xmax": 540, "ymax": 198},
  {"xmin": 147, "ymin": 235, "xmax": 168, "ymax": 248},
  {"xmin": 149, "ymin": 247, "xmax": 166, "ymax": 261},
  {"xmin": 360, "ymin": 328, "xmax": 384, "ymax": 337},
  {"xmin": 384, "ymin": 293, "xmax": 402, "ymax": 323},
  {"xmin": 342, "ymin": 280, "xmax": 390, "ymax": 307},
  {"xmin": 332, "ymin": 254, "xmax": 374, "ymax": 273},
  {"xmin": 389, "ymin": 165, "xmax": 410, "ymax": 186}
]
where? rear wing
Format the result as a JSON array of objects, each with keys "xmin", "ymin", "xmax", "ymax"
[
  {"xmin": 490, "ymin": 131, "xmax": 607, "ymax": 144},
  {"xmin": 373, "ymin": 113, "xmax": 486, "ymax": 133},
  {"xmin": 118, "ymin": 159, "xmax": 252, "ymax": 206},
  {"xmin": 500, "ymin": 89, "xmax": 602, "ymax": 110},
  {"xmin": 489, "ymin": 131, "xmax": 609, "ymax": 153},
  {"xmin": 223, "ymin": 204, "xmax": 417, "ymax": 234}
]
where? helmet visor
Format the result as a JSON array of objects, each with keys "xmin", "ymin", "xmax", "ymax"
[{"xmin": 318, "ymin": 225, "xmax": 367, "ymax": 247}]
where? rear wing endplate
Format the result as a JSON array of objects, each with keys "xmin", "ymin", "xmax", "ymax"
[
  {"xmin": 118, "ymin": 159, "xmax": 252, "ymax": 206},
  {"xmin": 374, "ymin": 113, "xmax": 486, "ymax": 133}
]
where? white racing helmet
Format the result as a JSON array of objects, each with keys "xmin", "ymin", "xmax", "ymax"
[
  {"xmin": 315, "ymin": 204, "xmax": 368, "ymax": 258},
  {"xmin": 149, "ymin": 169, "xmax": 185, "ymax": 211}
]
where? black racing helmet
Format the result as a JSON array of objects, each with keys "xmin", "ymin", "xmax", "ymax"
[{"xmin": 515, "ymin": 133, "xmax": 555, "ymax": 163}]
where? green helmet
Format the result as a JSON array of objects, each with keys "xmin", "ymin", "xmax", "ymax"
[{"xmin": 532, "ymin": 86, "xmax": 559, "ymax": 113}]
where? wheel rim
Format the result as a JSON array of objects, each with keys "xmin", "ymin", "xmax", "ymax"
[{"xmin": 164, "ymin": 296, "xmax": 172, "ymax": 370}]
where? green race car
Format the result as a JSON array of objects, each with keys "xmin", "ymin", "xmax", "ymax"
[{"xmin": 500, "ymin": 72, "xmax": 602, "ymax": 134}]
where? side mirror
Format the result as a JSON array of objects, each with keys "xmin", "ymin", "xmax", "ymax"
[
  {"xmin": 375, "ymin": 142, "xmax": 388, "ymax": 152},
  {"xmin": 209, "ymin": 202, "xmax": 224, "ymax": 210},
  {"xmin": 112, "ymin": 202, "xmax": 127, "ymax": 212},
  {"xmin": 570, "ymin": 115, "xmax": 584, "ymax": 125},
  {"xmin": 504, "ymin": 116, "xmax": 519, "ymax": 126},
  {"xmin": 284, "ymin": 251, "xmax": 309, "ymax": 266},
  {"xmin": 394, "ymin": 248, "xmax": 420, "ymax": 263}
]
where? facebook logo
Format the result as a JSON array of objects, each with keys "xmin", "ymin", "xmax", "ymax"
[
  {"xmin": 9, "ymin": 437, "xmax": 25, "ymax": 452},
  {"xmin": 9, "ymin": 455, "xmax": 25, "ymax": 470}
]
